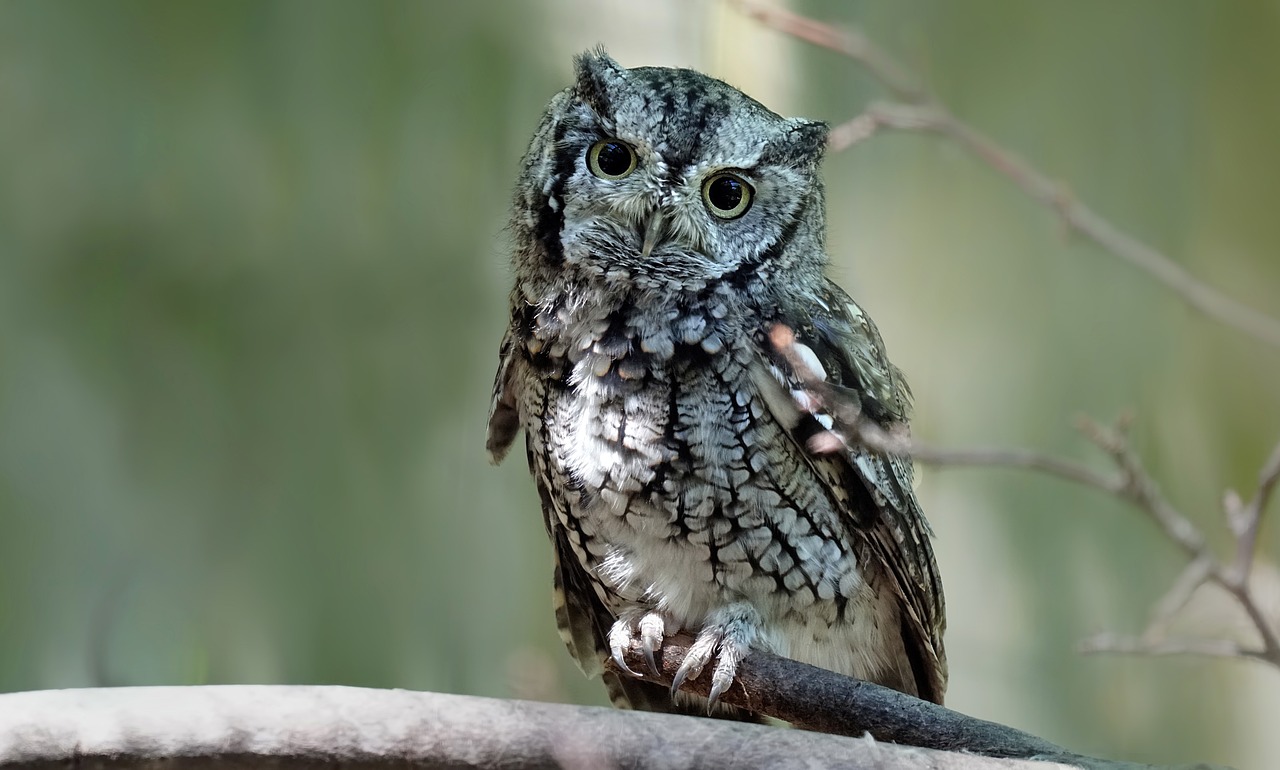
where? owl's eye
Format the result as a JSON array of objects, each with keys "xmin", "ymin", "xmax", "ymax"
[
  {"xmin": 588, "ymin": 140, "xmax": 637, "ymax": 180},
  {"xmin": 702, "ymin": 172, "xmax": 753, "ymax": 220}
]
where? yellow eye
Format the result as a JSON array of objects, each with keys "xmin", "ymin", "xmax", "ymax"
[
  {"xmin": 702, "ymin": 172, "xmax": 753, "ymax": 219},
  {"xmin": 587, "ymin": 139, "xmax": 637, "ymax": 180}
]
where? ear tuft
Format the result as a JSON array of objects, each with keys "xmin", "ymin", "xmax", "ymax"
[
  {"xmin": 789, "ymin": 119, "xmax": 830, "ymax": 161},
  {"xmin": 761, "ymin": 118, "xmax": 830, "ymax": 168},
  {"xmin": 573, "ymin": 48, "xmax": 625, "ymax": 117}
]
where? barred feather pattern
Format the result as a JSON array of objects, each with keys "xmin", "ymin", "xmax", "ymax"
[{"xmin": 487, "ymin": 50, "xmax": 946, "ymax": 715}]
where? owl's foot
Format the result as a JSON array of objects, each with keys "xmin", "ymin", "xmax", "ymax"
[
  {"xmin": 609, "ymin": 603, "xmax": 762, "ymax": 711},
  {"xmin": 609, "ymin": 608, "xmax": 676, "ymax": 678},
  {"xmin": 672, "ymin": 602, "xmax": 762, "ymax": 712}
]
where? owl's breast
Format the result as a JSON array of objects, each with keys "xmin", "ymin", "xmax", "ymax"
[
  {"xmin": 553, "ymin": 329, "xmax": 755, "ymax": 509},
  {"xmin": 525, "ymin": 286, "xmax": 754, "ymax": 496},
  {"xmin": 521, "ymin": 290, "xmax": 881, "ymax": 657}
]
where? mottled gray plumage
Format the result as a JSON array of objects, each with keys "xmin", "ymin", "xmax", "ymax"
[{"xmin": 487, "ymin": 51, "xmax": 946, "ymax": 716}]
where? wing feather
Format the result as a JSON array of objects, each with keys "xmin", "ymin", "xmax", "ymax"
[
  {"xmin": 757, "ymin": 280, "xmax": 947, "ymax": 703},
  {"xmin": 486, "ymin": 324, "xmax": 523, "ymax": 464}
]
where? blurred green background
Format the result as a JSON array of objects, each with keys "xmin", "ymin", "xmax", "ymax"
[{"xmin": 1, "ymin": 1, "xmax": 1277, "ymax": 767}]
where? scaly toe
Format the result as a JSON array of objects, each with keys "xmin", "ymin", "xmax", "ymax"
[
  {"xmin": 607, "ymin": 614, "xmax": 641, "ymax": 677},
  {"xmin": 705, "ymin": 641, "xmax": 748, "ymax": 711},
  {"xmin": 638, "ymin": 612, "xmax": 666, "ymax": 676},
  {"xmin": 675, "ymin": 602, "xmax": 761, "ymax": 706},
  {"xmin": 707, "ymin": 674, "xmax": 731, "ymax": 713},
  {"xmin": 670, "ymin": 628, "xmax": 718, "ymax": 697}
]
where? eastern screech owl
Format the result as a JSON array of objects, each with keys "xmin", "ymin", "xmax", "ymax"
[{"xmin": 487, "ymin": 50, "xmax": 946, "ymax": 716}]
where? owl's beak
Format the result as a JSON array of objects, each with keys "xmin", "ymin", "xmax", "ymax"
[{"xmin": 639, "ymin": 211, "xmax": 666, "ymax": 258}]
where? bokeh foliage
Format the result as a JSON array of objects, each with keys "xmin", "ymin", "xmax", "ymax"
[{"xmin": 1, "ymin": 2, "xmax": 1276, "ymax": 767}]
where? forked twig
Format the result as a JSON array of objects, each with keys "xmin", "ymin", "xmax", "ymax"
[
  {"xmin": 927, "ymin": 422, "xmax": 1280, "ymax": 668},
  {"xmin": 924, "ymin": 420, "xmax": 1278, "ymax": 668},
  {"xmin": 769, "ymin": 321, "xmax": 1280, "ymax": 668}
]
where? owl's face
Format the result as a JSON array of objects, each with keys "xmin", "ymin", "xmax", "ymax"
[{"xmin": 518, "ymin": 51, "xmax": 829, "ymax": 295}]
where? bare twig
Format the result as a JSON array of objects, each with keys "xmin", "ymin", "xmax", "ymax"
[
  {"xmin": 730, "ymin": 0, "xmax": 1280, "ymax": 351},
  {"xmin": 928, "ymin": 422, "xmax": 1278, "ymax": 667},
  {"xmin": 1077, "ymin": 633, "xmax": 1268, "ymax": 663},
  {"xmin": 1072, "ymin": 415, "xmax": 1211, "ymax": 561},
  {"xmin": 921, "ymin": 419, "xmax": 1280, "ymax": 668},
  {"xmin": 727, "ymin": 0, "xmax": 926, "ymax": 102},
  {"xmin": 915, "ymin": 416, "xmax": 1279, "ymax": 668},
  {"xmin": 1146, "ymin": 557, "xmax": 1217, "ymax": 637},
  {"xmin": 1233, "ymin": 439, "xmax": 1280, "ymax": 578},
  {"xmin": 769, "ymin": 320, "xmax": 1279, "ymax": 667}
]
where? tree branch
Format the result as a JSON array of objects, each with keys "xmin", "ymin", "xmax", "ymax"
[
  {"xmin": 0, "ymin": 684, "xmax": 1149, "ymax": 770},
  {"xmin": 916, "ymin": 419, "xmax": 1280, "ymax": 668},
  {"xmin": 730, "ymin": 0, "xmax": 1280, "ymax": 351},
  {"xmin": 766, "ymin": 153, "xmax": 1279, "ymax": 670},
  {"xmin": 605, "ymin": 634, "xmax": 1229, "ymax": 769},
  {"xmin": 1077, "ymin": 633, "xmax": 1269, "ymax": 663},
  {"xmin": 614, "ymin": 633, "xmax": 1072, "ymax": 767},
  {"xmin": 910, "ymin": 418, "xmax": 1280, "ymax": 670}
]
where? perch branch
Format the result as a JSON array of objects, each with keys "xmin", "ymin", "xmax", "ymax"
[
  {"xmin": 608, "ymin": 634, "xmax": 1222, "ymax": 770},
  {"xmin": 0, "ymin": 684, "xmax": 1153, "ymax": 770},
  {"xmin": 730, "ymin": 0, "xmax": 1280, "ymax": 351}
]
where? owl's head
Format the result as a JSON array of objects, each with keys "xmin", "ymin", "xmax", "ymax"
[{"xmin": 515, "ymin": 50, "xmax": 829, "ymax": 296}]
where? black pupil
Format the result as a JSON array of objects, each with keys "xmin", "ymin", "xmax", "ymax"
[
  {"xmin": 597, "ymin": 142, "xmax": 631, "ymax": 175},
  {"xmin": 709, "ymin": 177, "xmax": 743, "ymax": 211}
]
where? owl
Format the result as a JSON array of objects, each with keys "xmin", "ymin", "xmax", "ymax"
[{"xmin": 487, "ymin": 50, "xmax": 946, "ymax": 717}]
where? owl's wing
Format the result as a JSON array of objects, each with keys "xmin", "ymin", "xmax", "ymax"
[
  {"xmin": 752, "ymin": 280, "xmax": 948, "ymax": 703},
  {"xmin": 487, "ymin": 319, "xmax": 525, "ymax": 465}
]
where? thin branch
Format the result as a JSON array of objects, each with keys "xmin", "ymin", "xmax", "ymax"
[
  {"xmin": 916, "ymin": 423, "xmax": 1280, "ymax": 666},
  {"xmin": 909, "ymin": 444, "xmax": 1120, "ymax": 493},
  {"xmin": 728, "ymin": 0, "xmax": 926, "ymax": 102},
  {"xmin": 1079, "ymin": 633, "xmax": 1269, "ymax": 663},
  {"xmin": 730, "ymin": 0, "xmax": 1280, "ymax": 351},
  {"xmin": 904, "ymin": 415, "xmax": 1280, "ymax": 669},
  {"xmin": 1146, "ymin": 557, "xmax": 1216, "ymax": 637},
  {"xmin": 1234, "ymin": 439, "xmax": 1280, "ymax": 577},
  {"xmin": 1214, "ymin": 439, "xmax": 1280, "ymax": 662},
  {"xmin": 781, "ymin": 310, "xmax": 1278, "ymax": 665},
  {"xmin": 912, "ymin": 419, "xmax": 1280, "ymax": 668},
  {"xmin": 1073, "ymin": 415, "xmax": 1210, "ymax": 561},
  {"xmin": 1222, "ymin": 579, "xmax": 1280, "ymax": 661}
]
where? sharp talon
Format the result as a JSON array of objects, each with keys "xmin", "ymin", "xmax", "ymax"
[
  {"xmin": 707, "ymin": 677, "xmax": 730, "ymax": 712},
  {"xmin": 612, "ymin": 649, "xmax": 639, "ymax": 677},
  {"xmin": 643, "ymin": 647, "xmax": 659, "ymax": 677},
  {"xmin": 669, "ymin": 665, "xmax": 690, "ymax": 697},
  {"xmin": 637, "ymin": 612, "xmax": 666, "ymax": 677}
]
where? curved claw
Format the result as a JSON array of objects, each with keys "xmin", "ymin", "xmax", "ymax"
[
  {"xmin": 671, "ymin": 627, "xmax": 716, "ymax": 698},
  {"xmin": 676, "ymin": 602, "xmax": 760, "ymax": 709},
  {"xmin": 611, "ymin": 648, "xmax": 639, "ymax": 677},
  {"xmin": 638, "ymin": 612, "xmax": 665, "ymax": 677},
  {"xmin": 609, "ymin": 610, "xmax": 672, "ymax": 679},
  {"xmin": 669, "ymin": 662, "xmax": 691, "ymax": 698},
  {"xmin": 608, "ymin": 614, "xmax": 643, "ymax": 678},
  {"xmin": 706, "ymin": 677, "xmax": 730, "ymax": 713},
  {"xmin": 706, "ymin": 658, "xmax": 738, "ymax": 712}
]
